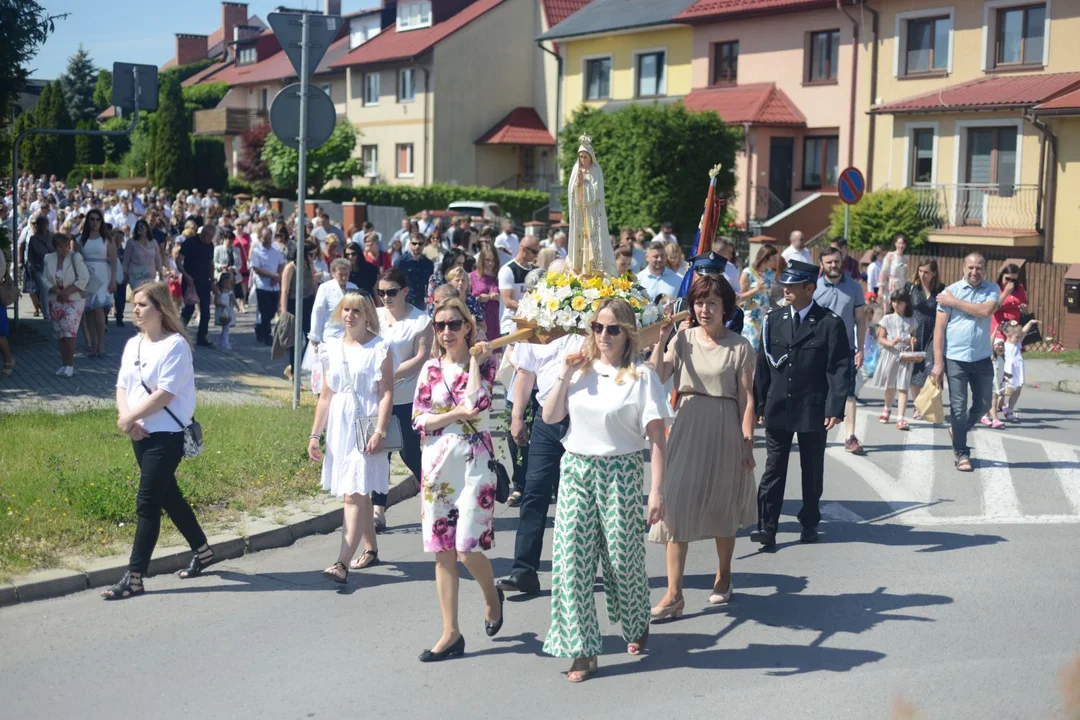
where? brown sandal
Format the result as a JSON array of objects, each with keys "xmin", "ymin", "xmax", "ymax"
[
  {"xmin": 322, "ymin": 562, "xmax": 348, "ymax": 584},
  {"xmin": 350, "ymin": 549, "xmax": 380, "ymax": 570}
]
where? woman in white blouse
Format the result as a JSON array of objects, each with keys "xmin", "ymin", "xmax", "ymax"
[
  {"xmin": 104, "ymin": 282, "xmax": 215, "ymax": 599},
  {"xmin": 305, "ymin": 258, "xmax": 357, "ymax": 394},
  {"xmin": 541, "ymin": 297, "xmax": 670, "ymax": 683},
  {"xmin": 373, "ymin": 267, "xmax": 433, "ymax": 532},
  {"xmin": 42, "ymin": 234, "xmax": 90, "ymax": 377}
]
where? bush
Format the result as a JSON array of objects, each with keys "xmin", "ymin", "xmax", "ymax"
[
  {"xmin": 191, "ymin": 137, "xmax": 228, "ymax": 192},
  {"xmin": 319, "ymin": 184, "xmax": 549, "ymax": 221},
  {"xmin": 182, "ymin": 82, "xmax": 230, "ymax": 117},
  {"xmin": 828, "ymin": 189, "xmax": 936, "ymax": 251},
  {"xmin": 66, "ymin": 164, "xmax": 118, "ymax": 187},
  {"xmin": 263, "ymin": 120, "xmax": 361, "ymax": 192}
]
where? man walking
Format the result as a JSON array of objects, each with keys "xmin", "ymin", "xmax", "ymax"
[
  {"xmin": 396, "ymin": 231, "xmax": 434, "ymax": 310},
  {"xmin": 636, "ymin": 240, "xmax": 682, "ymax": 302},
  {"xmin": 932, "ymin": 253, "xmax": 999, "ymax": 472},
  {"xmin": 179, "ymin": 225, "xmax": 217, "ymax": 347},
  {"xmin": 815, "ymin": 246, "xmax": 867, "ymax": 454},
  {"xmin": 752, "ymin": 260, "xmax": 851, "ymax": 546},
  {"xmin": 249, "ymin": 227, "xmax": 285, "ymax": 345},
  {"xmin": 498, "ymin": 235, "xmax": 539, "ymax": 335}
]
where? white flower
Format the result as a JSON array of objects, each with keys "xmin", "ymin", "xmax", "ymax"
[
  {"xmin": 554, "ymin": 285, "xmax": 573, "ymax": 301},
  {"xmin": 582, "ymin": 288, "xmax": 600, "ymax": 301},
  {"xmin": 576, "ymin": 313, "xmax": 592, "ymax": 330},
  {"xmin": 641, "ymin": 305, "xmax": 660, "ymax": 326},
  {"xmin": 535, "ymin": 286, "xmax": 556, "ymax": 304}
]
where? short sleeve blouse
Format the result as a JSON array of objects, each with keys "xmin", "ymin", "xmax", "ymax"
[
  {"xmin": 377, "ymin": 305, "xmax": 432, "ymax": 405},
  {"xmin": 116, "ymin": 333, "xmax": 195, "ymax": 433},
  {"xmin": 673, "ymin": 328, "xmax": 752, "ymax": 400}
]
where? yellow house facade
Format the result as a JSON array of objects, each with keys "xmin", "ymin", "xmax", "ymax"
[{"xmin": 861, "ymin": 0, "xmax": 1080, "ymax": 262}]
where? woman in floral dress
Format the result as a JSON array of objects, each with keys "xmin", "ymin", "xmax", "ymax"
[
  {"xmin": 413, "ymin": 297, "xmax": 503, "ymax": 662},
  {"xmin": 738, "ymin": 243, "xmax": 782, "ymax": 350}
]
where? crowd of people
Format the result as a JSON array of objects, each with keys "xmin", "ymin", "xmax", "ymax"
[{"xmin": 1, "ymin": 171, "xmax": 1040, "ymax": 682}]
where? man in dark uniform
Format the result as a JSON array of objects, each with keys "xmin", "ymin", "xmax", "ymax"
[{"xmin": 751, "ymin": 260, "xmax": 851, "ymax": 547}]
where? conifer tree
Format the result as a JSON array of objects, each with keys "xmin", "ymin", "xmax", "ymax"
[
  {"xmin": 151, "ymin": 73, "xmax": 191, "ymax": 190},
  {"xmin": 59, "ymin": 45, "xmax": 99, "ymax": 122},
  {"xmin": 93, "ymin": 69, "xmax": 112, "ymax": 111}
]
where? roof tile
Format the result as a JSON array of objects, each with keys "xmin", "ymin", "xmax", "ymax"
[
  {"xmin": 476, "ymin": 107, "xmax": 556, "ymax": 145},
  {"xmin": 676, "ymin": 0, "xmax": 837, "ymax": 21},
  {"xmin": 872, "ymin": 72, "xmax": 1080, "ymax": 114},
  {"xmin": 682, "ymin": 83, "xmax": 806, "ymax": 125},
  {"xmin": 542, "ymin": 0, "xmax": 592, "ymax": 27},
  {"xmin": 208, "ymin": 33, "xmax": 351, "ymax": 87}
]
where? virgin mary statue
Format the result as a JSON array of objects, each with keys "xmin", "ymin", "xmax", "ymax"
[{"xmin": 567, "ymin": 133, "xmax": 616, "ymax": 276}]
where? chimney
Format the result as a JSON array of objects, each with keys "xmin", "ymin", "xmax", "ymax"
[
  {"xmin": 221, "ymin": 2, "xmax": 249, "ymax": 58},
  {"xmin": 176, "ymin": 33, "xmax": 209, "ymax": 67},
  {"xmin": 325, "ymin": 0, "xmax": 342, "ymax": 16}
]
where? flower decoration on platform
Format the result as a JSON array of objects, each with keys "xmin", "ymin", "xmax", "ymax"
[{"xmin": 515, "ymin": 271, "xmax": 661, "ymax": 333}]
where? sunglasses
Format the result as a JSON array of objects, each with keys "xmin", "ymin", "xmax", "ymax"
[
  {"xmin": 521, "ymin": 246, "xmax": 539, "ymax": 256},
  {"xmin": 344, "ymin": 251, "xmax": 358, "ymax": 257},
  {"xmin": 1003, "ymin": 276, "xmax": 1018, "ymax": 282},
  {"xmin": 410, "ymin": 242, "xmax": 422, "ymax": 247},
  {"xmin": 591, "ymin": 322, "xmax": 622, "ymax": 337},
  {"xmin": 376, "ymin": 288, "xmax": 401, "ymax": 298},
  {"xmin": 434, "ymin": 319, "xmax": 465, "ymax": 332}
]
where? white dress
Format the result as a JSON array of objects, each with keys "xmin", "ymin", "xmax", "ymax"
[
  {"xmin": 81, "ymin": 236, "xmax": 112, "ymax": 310},
  {"xmin": 870, "ymin": 313, "xmax": 916, "ymax": 390},
  {"xmin": 319, "ymin": 336, "xmax": 392, "ymax": 497}
]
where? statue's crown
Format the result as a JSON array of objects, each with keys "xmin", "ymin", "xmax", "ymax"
[{"xmin": 578, "ymin": 133, "xmax": 593, "ymax": 149}]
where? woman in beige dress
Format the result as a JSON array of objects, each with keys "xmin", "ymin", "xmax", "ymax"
[{"xmin": 647, "ymin": 273, "xmax": 757, "ymax": 618}]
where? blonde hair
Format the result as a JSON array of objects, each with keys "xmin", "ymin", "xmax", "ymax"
[
  {"xmin": 581, "ymin": 298, "xmax": 640, "ymax": 385},
  {"xmin": 133, "ymin": 281, "xmax": 192, "ymax": 346},
  {"xmin": 431, "ymin": 297, "xmax": 476, "ymax": 358},
  {"xmin": 536, "ymin": 247, "xmax": 557, "ymax": 270},
  {"xmin": 445, "ymin": 266, "xmax": 470, "ymax": 292},
  {"xmin": 331, "ymin": 291, "xmax": 380, "ymax": 334}
]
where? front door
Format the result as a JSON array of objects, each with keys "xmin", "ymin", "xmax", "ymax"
[{"xmin": 768, "ymin": 137, "xmax": 794, "ymax": 211}]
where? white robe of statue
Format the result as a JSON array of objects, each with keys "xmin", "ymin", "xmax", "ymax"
[{"xmin": 566, "ymin": 136, "xmax": 616, "ymax": 276}]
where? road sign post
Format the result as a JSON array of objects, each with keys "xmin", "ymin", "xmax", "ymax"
[
  {"xmin": 267, "ymin": 11, "xmax": 341, "ymax": 409},
  {"xmin": 837, "ymin": 166, "xmax": 865, "ymax": 242}
]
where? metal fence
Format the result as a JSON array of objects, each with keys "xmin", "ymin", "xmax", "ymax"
[{"xmin": 912, "ymin": 184, "xmax": 1040, "ymax": 231}]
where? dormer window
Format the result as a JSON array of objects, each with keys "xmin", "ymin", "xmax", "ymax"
[
  {"xmin": 398, "ymin": 1, "xmax": 432, "ymax": 31},
  {"xmin": 237, "ymin": 46, "xmax": 257, "ymax": 65}
]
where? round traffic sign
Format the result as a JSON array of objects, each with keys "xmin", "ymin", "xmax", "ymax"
[
  {"xmin": 838, "ymin": 166, "xmax": 865, "ymax": 205},
  {"xmin": 269, "ymin": 83, "xmax": 336, "ymax": 151}
]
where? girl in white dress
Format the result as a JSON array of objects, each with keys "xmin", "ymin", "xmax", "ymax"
[
  {"xmin": 78, "ymin": 209, "xmax": 117, "ymax": 357},
  {"xmin": 870, "ymin": 288, "xmax": 917, "ymax": 430},
  {"xmin": 308, "ymin": 291, "xmax": 395, "ymax": 583}
]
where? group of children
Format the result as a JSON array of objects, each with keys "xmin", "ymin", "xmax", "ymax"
[{"xmin": 869, "ymin": 287, "xmax": 1036, "ymax": 431}]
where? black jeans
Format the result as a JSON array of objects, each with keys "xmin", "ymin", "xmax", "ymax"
[
  {"xmin": 507, "ymin": 391, "xmax": 538, "ymax": 493},
  {"xmin": 129, "ymin": 431, "xmax": 208, "ymax": 574},
  {"xmin": 510, "ymin": 414, "xmax": 569, "ymax": 578},
  {"xmin": 372, "ymin": 403, "xmax": 422, "ymax": 508},
  {"xmin": 113, "ymin": 282, "xmax": 127, "ymax": 322},
  {"xmin": 255, "ymin": 288, "xmax": 279, "ymax": 341},
  {"xmin": 757, "ymin": 428, "xmax": 826, "ymax": 534},
  {"xmin": 945, "ymin": 357, "xmax": 994, "ymax": 458},
  {"xmin": 181, "ymin": 280, "xmax": 212, "ymax": 342}
]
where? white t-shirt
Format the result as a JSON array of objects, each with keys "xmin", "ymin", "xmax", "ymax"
[
  {"xmin": 494, "ymin": 232, "xmax": 520, "ymax": 259},
  {"xmin": 867, "ymin": 260, "xmax": 883, "ymax": 292},
  {"xmin": 560, "ymin": 361, "xmax": 672, "ymax": 457},
  {"xmin": 116, "ymin": 334, "xmax": 196, "ymax": 434},
  {"xmin": 249, "ymin": 243, "xmax": 285, "ymax": 291},
  {"xmin": 723, "ymin": 262, "xmax": 740, "ymax": 290},
  {"xmin": 782, "ymin": 245, "xmax": 813, "ymax": 266},
  {"xmin": 657, "ymin": 232, "xmax": 678, "ymax": 245},
  {"xmin": 512, "ymin": 334, "xmax": 586, "ymax": 409},
  {"xmin": 377, "ymin": 305, "xmax": 432, "ymax": 405},
  {"xmin": 497, "ymin": 260, "xmax": 532, "ymax": 335}
]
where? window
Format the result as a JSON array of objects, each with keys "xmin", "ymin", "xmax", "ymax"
[
  {"xmin": 398, "ymin": 69, "xmax": 415, "ymax": 102},
  {"xmin": 910, "ymin": 129, "xmax": 935, "ymax": 185},
  {"xmin": 996, "ymin": 4, "xmax": 1046, "ymax": 67},
  {"xmin": 361, "ymin": 145, "xmax": 378, "ymax": 178},
  {"xmin": 807, "ymin": 30, "xmax": 840, "ymax": 83},
  {"xmin": 905, "ymin": 16, "xmax": 951, "ymax": 74},
  {"xmin": 712, "ymin": 41, "xmax": 739, "ymax": 85},
  {"xmin": 584, "ymin": 57, "xmax": 611, "ymax": 100},
  {"xmin": 364, "ymin": 72, "xmax": 380, "ymax": 106},
  {"xmin": 259, "ymin": 88, "xmax": 268, "ymax": 111},
  {"xmin": 237, "ymin": 46, "xmax": 257, "ymax": 65},
  {"xmin": 396, "ymin": 143, "xmax": 414, "ymax": 177},
  {"xmin": 349, "ymin": 19, "xmax": 380, "ymax": 49},
  {"xmin": 802, "ymin": 136, "xmax": 839, "ymax": 189},
  {"xmin": 635, "ymin": 51, "xmax": 666, "ymax": 97},
  {"xmin": 967, "ymin": 127, "xmax": 1018, "ymax": 185},
  {"xmin": 398, "ymin": 1, "xmax": 432, "ymax": 31}
]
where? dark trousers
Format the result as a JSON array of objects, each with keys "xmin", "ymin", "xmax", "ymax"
[
  {"xmin": 507, "ymin": 391, "xmax": 538, "ymax": 493},
  {"xmin": 113, "ymin": 282, "xmax": 127, "ymax": 322},
  {"xmin": 255, "ymin": 288, "xmax": 279, "ymax": 341},
  {"xmin": 371, "ymin": 403, "xmax": 422, "ymax": 508},
  {"xmin": 757, "ymin": 428, "xmax": 826, "ymax": 533},
  {"xmin": 181, "ymin": 280, "xmax": 212, "ymax": 342},
  {"xmin": 510, "ymin": 414, "xmax": 569, "ymax": 578},
  {"xmin": 946, "ymin": 357, "xmax": 993, "ymax": 458},
  {"xmin": 129, "ymin": 431, "xmax": 208, "ymax": 574}
]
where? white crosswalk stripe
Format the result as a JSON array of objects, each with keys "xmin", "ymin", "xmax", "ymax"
[{"xmin": 971, "ymin": 431, "xmax": 1022, "ymax": 520}]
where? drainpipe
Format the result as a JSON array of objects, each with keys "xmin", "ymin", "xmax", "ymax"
[
  {"xmin": 862, "ymin": 2, "xmax": 880, "ymax": 188},
  {"xmin": 743, "ymin": 122, "xmax": 753, "ymax": 227},
  {"xmin": 838, "ymin": 0, "xmax": 860, "ymax": 169},
  {"xmin": 537, "ymin": 40, "xmax": 563, "ymax": 168},
  {"xmin": 1025, "ymin": 110, "xmax": 1058, "ymax": 261},
  {"xmin": 422, "ymin": 66, "xmax": 430, "ymax": 185}
]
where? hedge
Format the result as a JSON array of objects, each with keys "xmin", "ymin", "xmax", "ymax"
[
  {"xmin": 66, "ymin": 164, "xmax": 119, "ymax": 187},
  {"xmin": 828, "ymin": 188, "xmax": 936, "ymax": 251},
  {"xmin": 319, "ymin": 184, "xmax": 549, "ymax": 221}
]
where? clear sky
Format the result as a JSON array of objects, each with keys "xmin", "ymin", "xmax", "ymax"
[{"xmin": 31, "ymin": 0, "xmax": 380, "ymax": 80}]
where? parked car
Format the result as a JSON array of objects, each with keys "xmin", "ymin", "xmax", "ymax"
[{"xmin": 447, "ymin": 201, "xmax": 504, "ymax": 223}]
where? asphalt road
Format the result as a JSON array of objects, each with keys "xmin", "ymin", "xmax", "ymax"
[{"xmin": 1, "ymin": 386, "xmax": 1078, "ymax": 719}]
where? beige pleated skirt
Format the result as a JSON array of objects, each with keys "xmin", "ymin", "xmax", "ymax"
[{"xmin": 648, "ymin": 394, "xmax": 758, "ymax": 543}]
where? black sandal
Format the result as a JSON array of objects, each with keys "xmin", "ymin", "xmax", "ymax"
[
  {"xmin": 102, "ymin": 571, "xmax": 144, "ymax": 601},
  {"xmin": 507, "ymin": 491, "xmax": 523, "ymax": 508},
  {"xmin": 323, "ymin": 562, "xmax": 348, "ymax": 584},
  {"xmin": 350, "ymin": 549, "xmax": 379, "ymax": 570},
  {"xmin": 178, "ymin": 547, "xmax": 216, "ymax": 579}
]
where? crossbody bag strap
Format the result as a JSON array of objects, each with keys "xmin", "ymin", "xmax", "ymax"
[
  {"xmin": 440, "ymin": 359, "xmax": 495, "ymax": 457},
  {"xmin": 137, "ymin": 338, "xmax": 185, "ymax": 431}
]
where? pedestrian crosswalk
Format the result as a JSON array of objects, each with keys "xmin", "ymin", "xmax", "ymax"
[{"xmin": 823, "ymin": 406, "xmax": 1080, "ymax": 526}]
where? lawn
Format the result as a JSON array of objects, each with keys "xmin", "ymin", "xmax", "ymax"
[
  {"xmin": 1024, "ymin": 350, "xmax": 1080, "ymax": 366},
  {"xmin": 0, "ymin": 403, "xmax": 324, "ymax": 581}
]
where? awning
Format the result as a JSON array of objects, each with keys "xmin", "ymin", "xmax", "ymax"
[
  {"xmin": 871, "ymin": 72, "xmax": 1080, "ymax": 115},
  {"xmin": 682, "ymin": 83, "xmax": 805, "ymax": 125},
  {"xmin": 476, "ymin": 107, "xmax": 555, "ymax": 146}
]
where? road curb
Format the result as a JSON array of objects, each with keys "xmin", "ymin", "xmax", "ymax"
[
  {"xmin": 1053, "ymin": 380, "xmax": 1080, "ymax": 394},
  {"xmin": 3, "ymin": 474, "xmax": 420, "ymax": 608}
]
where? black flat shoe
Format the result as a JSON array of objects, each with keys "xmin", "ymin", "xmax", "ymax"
[
  {"xmin": 485, "ymin": 588, "xmax": 505, "ymax": 637},
  {"xmin": 178, "ymin": 547, "xmax": 216, "ymax": 579},
  {"xmin": 419, "ymin": 634, "xmax": 465, "ymax": 662},
  {"xmin": 496, "ymin": 572, "xmax": 540, "ymax": 594},
  {"xmin": 101, "ymin": 571, "xmax": 144, "ymax": 600},
  {"xmin": 506, "ymin": 491, "xmax": 523, "ymax": 508},
  {"xmin": 749, "ymin": 529, "xmax": 776, "ymax": 547},
  {"xmin": 800, "ymin": 527, "xmax": 820, "ymax": 544}
]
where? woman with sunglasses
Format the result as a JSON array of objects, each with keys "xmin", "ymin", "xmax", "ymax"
[
  {"xmin": 541, "ymin": 298, "xmax": 669, "ymax": 682},
  {"xmin": 373, "ymin": 268, "xmax": 433, "ymax": 533},
  {"xmin": 345, "ymin": 241, "xmax": 379, "ymax": 298},
  {"xmin": 413, "ymin": 298, "xmax": 502, "ymax": 661},
  {"xmin": 77, "ymin": 209, "xmax": 117, "ymax": 357}
]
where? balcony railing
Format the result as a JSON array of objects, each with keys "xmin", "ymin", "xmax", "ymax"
[
  {"xmin": 192, "ymin": 108, "xmax": 269, "ymax": 137},
  {"xmin": 912, "ymin": 183, "xmax": 1040, "ymax": 232}
]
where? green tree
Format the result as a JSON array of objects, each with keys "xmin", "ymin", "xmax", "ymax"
[
  {"xmin": 12, "ymin": 108, "xmax": 42, "ymax": 174},
  {"xmin": 0, "ymin": 1, "xmax": 67, "ymax": 134},
  {"xmin": 93, "ymin": 69, "xmax": 112, "ymax": 111},
  {"xmin": 34, "ymin": 80, "xmax": 76, "ymax": 178},
  {"xmin": 192, "ymin": 137, "xmax": 228, "ymax": 191},
  {"xmin": 262, "ymin": 121, "xmax": 362, "ymax": 193},
  {"xmin": 101, "ymin": 115, "xmax": 131, "ymax": 163},
  {"xmin": 151, "ymin": 73, "xmax": 191, "ymax": 189},
  {"xmin": 74, "ymin": 118, "xmax": 103, "ymax": 164},
  {"xmin": 121, "ymin": 114, "xmax": 156, "ymax": 178},
  {"xmin": 559, "ymin": 104, "xmax": 740, "ymax": 238},
  {"xmin": 59, "ymin": 44, "xmax": 98, "ymax": 122},
  {"xmin": 828, "ymin": 189, "xmax": 936, "ymax": 251}
]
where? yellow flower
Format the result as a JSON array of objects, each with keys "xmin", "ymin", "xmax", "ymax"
[
  {"xmin": 630, "ymin": 298, "xmax": 642, "ymax": 309},
  {"xmin": 613, "ymin": 278, "xmax": 633, "ymax": 292},
  {"xmin": 546, "ymin": 298, "xmax": 560, "ymax": 312},
  {"xmin": 599, "ymin": 286, "xmax": 613, "ymax": 298},
  {"xmin": 592, "ymin": 299, "xmax": 602, "ymax": 311},
  {"xmin": 571, "ymin": 296, "xmax": 588, "ymax": 312}
]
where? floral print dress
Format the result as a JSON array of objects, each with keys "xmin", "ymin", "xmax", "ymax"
[
  {"xmin": 740, "ymin": 267, "xmax": 776, "ymax": 350},
  {"xmin": 413, "ymin": 356, "xmax": 499, "ymax": 553}
]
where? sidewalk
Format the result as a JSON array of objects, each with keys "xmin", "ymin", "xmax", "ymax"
[
  {"xmin": 1024, "ymin": 358, "xmax": 1080, "ymax": 394},
  {"xmin": 1, "ymin": 294, "xmax": 296, "ymax": 413}
]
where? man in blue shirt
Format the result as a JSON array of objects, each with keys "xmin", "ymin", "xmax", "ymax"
[
  {"xmin": 395, "ymin": 231, "xmax": 434, "ymax": 309},
  {"xmin": 636, "ymin": 241, "xmax": 682, "ymax": 302},
  {"xmin": 814, "ymin": 247, "xmax": 868, "ymax": 454},
  {"xmin": 932, "ymin": 253, "xmax": 1000, "ymax": 472}
]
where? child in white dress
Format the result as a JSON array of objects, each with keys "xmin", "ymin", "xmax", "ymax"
[
  {"xmin": 1000, "ymin": 317, "xmax": 1038, "ymax": 423},
  {"xmin": 870, "ymin": 288, "xmax": 916, "ymax": 430},
  {"xmin": 215, "ymin": 272, "xmax": 239, "ymax": 350}
]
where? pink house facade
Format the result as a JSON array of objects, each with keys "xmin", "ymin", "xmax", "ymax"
[{"xmin": 677, "ymin": 0, "xmax": 862, "ymax": 236}]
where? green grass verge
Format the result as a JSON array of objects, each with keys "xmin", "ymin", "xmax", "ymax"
[
  {"xmin": 1024, "ymin": 350, "xmax": 1080, "ymax": 366},
  {"xmin": 0, "ymin": 404, "xmax": 322, "ymax": 581}
]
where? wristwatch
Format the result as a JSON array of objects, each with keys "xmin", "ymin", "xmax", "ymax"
[{"xmin": 373, "ymin": 428, "xmax": 387, "ymax": 438}]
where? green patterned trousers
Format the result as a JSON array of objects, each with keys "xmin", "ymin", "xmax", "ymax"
[{"xmin": 543, "ymin": 451, "xmax": 650, "ymax": 659}]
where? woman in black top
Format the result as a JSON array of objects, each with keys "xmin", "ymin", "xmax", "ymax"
[
  {"xmin": 345, "ymin": 241, "xmax": 379, "ymax": 297},
  {"xmin": 909, "ymin": 258, "xmax": 945, "ymax": 403}
]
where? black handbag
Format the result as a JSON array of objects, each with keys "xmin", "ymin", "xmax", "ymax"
[
  {"xmin": 441, "ymin": 362, "xmax": 511, "ymax": 503},
  {"xmin": 1019, "ymin": 312, "xmax": 1042, "ymax": 347},
  {"xmin": 137, "ymin": 339, "xmax": 203, "ymax": 458}
]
